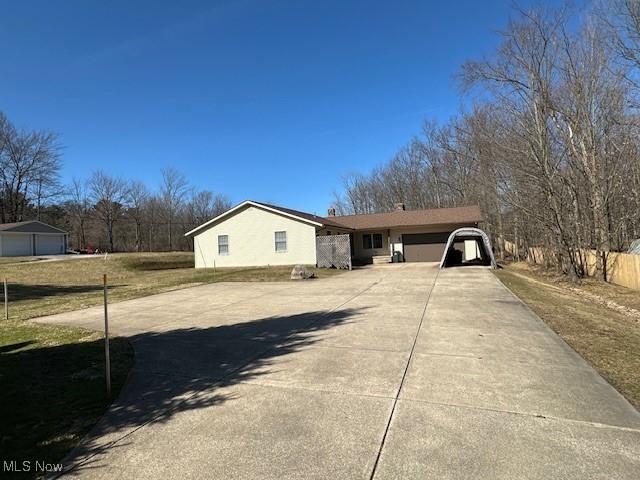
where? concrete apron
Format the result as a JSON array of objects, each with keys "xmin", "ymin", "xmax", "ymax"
[{"xmin": 35, "ymin": 263, "xmax": 640, "ymax": 479}]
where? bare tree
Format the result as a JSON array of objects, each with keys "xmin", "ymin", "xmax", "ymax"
[
  {"xmin": 336, "ymin": 4, "xmax": 640, "ymax": 281},
  {"xmin": 65, "ymin": 178, "xmax": 91, "ymax": 249},
  {"xmin": 127, "ymin": 180, "xmax": 150, "ymax": 252},
  {"xmin": 88, "ymin": 171, "xmax": 129, "ymax": 252},
  {"xmin": 0, "ymin": 112, "xmax": 62, "ymax": 223},
  {"xmin": 460, "ymin": 7, "xmax": 588, "ymax": 277},
  {"xmin": 160, "ymin": 167, "xmax": 189, "ymax": 251},
  {"xmin": 144, "ymin": 195, "xmax": 162, "ymax": 252},
  {"xmin": 0, "ymin": 112, "xmax": 236, "ymax": 254},
  {"xmin": 188, "ymin": 190, "xmax": 231, "ymax": 225},
  {"xmin": 550, "ymin": 24, "xmax": 629, "ymax": 278}
]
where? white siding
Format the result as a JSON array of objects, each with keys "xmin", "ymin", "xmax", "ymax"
[
  {"xmin": 36, "ymin": 234, "xmax": 65, "ymax": 255},
  {"xmin": 0, "ymin": 233, "xmax": 32, "ymax": 256},
  {"xmin": 192, "ymin": 205, "xmax": 318, "ymax": 268}
]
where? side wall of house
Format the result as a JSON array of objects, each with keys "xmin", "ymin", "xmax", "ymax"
[{"xmin": 193, "ymin": 205, "xmax": 318, "ymax": 268}]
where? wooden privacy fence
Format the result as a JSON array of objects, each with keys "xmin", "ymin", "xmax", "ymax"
[
  {"xmin": 527, "ymin": 247, "xmax": 640, "ymax": 291},
  {"xmin": 316, "ymin": 234, "xmax": 352, "ymax": 270}
]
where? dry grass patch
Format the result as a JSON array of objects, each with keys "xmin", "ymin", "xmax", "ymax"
[
  {"xmin": 0, "ymin": 256, "xmax": 47, "ymax": 265},
  {"xmin": 0, "ymin": 320, "xmax": 133, "ymax": 478},
  {"xmin": 0, "ymin": 252, "xmax": 345, "ymax": 475},
  {"xmin": 495, "ymin": 263, "xmax": 640, "ymax": 410},
  {"xmin": 506, "ymin": 261, "xmax": 640, "ymax": 313},
  {"xmin": 0, "ymin": 252, "xmax": 344, "ymax": 320}
]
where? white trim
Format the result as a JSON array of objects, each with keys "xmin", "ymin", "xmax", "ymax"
[
  {"xmin": 362, "ymin": 232, "xmax": 383, "ymax": 250},
  {"xmin": 217, "ymin": 234, "xmax": 230, "ymax": 255},
  {"xmin": 274, "ymin": 230, "xmax": 287, "ymax": 253},
  {"xmin": 185, "ymin": 200, "xmax": 324, "ymax": 237}
]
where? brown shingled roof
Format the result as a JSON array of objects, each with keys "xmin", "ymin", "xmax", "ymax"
[
  {"xmin": 186, "ymin": 200, "xmax": 482, "ymax": 237},
  {"xmin": 253, "ymin": 201, "xmax": 351, "ymax": 229},
  {"xmin": 324, "ymin": 205, "xmax": 482, "ymax": 230}
]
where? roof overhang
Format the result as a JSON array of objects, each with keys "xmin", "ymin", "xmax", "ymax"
[
  {"xmin": 327, "ymin": 205, "xmax": 483, "ymax": 231},
  {"xmin": 347, "ymin": 221, "xmax": 479, "ymax": 231},
  {"xmin": 0, "ymin": 220, "xmax": 68, "ymax": 234},
  {"xmin": 185, "ymin": 200, "xmax": 325, "ymax": 237},
  {"xmin": 320, "ymin": 224, "xmax": 354, "ymax": 232}
]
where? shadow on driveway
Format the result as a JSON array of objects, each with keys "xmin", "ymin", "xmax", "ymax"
[{"xmin": 10, "ymin": 307, "xmax": 362, "ymax": 476}]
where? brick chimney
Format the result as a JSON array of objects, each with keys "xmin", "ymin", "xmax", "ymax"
[
  {"xmin": 327, "ymin": 207, "xmax": 336, "ymax": 216},
  {"xmin": 395, "ymin": 202, "xmax": 406, "ymax": 211}
]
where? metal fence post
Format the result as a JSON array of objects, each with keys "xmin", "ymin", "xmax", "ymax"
[
  {"xmin": 3, "ymin": 278, "xmax": 7, "ymax": 320},
  {"xmin": 103, "ymin": 274, "xmax": 112, "ymax": 397}
]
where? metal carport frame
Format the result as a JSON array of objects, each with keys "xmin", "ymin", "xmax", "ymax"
[{"xmin": 439, "ymin": 227, "xmax": 497, "ymax": 269}]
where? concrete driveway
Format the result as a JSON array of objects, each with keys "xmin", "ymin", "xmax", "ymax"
[{"xmin": 36, "ymin": 263, "xmax": 640, "ymax": 479}]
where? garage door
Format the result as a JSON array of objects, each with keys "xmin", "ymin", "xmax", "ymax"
[
  {"xmin": 1, "ymin": 234, "xmax": 32, "ymax": 256},
  {"xmin": 402, "ymin": 232, "xmax": 451, "ymax": 262},
  {"xmin": 36, "ymin": 235, "xmax": 64, "ymax": 255}
]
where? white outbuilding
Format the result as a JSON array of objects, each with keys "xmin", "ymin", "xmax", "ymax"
[{"xmin": 0, "ymin": 220, "xmax": 68, "ymax": 257}]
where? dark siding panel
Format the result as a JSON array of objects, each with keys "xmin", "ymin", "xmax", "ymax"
[
  {"xmin": 402, "ymin": 232, "xmax": 452, "ymax": 262},
  {"xmin": 402, "ymin": 232, "xmax": 451, "ymax": 245}
]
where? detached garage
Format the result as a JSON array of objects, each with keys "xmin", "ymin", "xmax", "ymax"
[{"xmin": 0, "ymin": 221, "xmax": 68, "ymax": 257}]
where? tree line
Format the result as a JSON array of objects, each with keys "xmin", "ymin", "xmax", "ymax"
[
  {"xmin": 334, "ymin": 2, "xmax": 640, "ymax": 280},
  {"xmin": 1, "ymin": 111, "xmax": 230, "ymax": 252}
]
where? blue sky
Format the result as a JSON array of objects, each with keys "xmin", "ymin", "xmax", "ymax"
[{"xmin": 1, "ymin": 0, "xmax": 556, "ymax": 215}]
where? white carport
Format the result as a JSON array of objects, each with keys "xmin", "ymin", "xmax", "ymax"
[
  {"xmin": 439, "ymin": 227, "xmax": 497, "ymax": 269},
  {"xmin": 0, "ymin": 220, "xmax": 68, "ymax": 257}
]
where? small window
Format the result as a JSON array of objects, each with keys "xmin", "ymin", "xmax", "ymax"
[
  {"xmin": 218, "ymin": 235, "xmax": 229, "ymax": 255},
  {"xmin": 275, "ymin": 231, "xmax": 287, "ymax": 252},
  {"xmin": 363, "ymin": 234, "xmax": 372, "ymax": 249},
  {"xmin": 363, "ymin": 233, "xmax": 383, "ymax": 250}
]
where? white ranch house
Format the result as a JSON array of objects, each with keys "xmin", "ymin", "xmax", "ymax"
[{"xmin": 185, "ymin": 200, "xmax": 483, "ymax": 268}]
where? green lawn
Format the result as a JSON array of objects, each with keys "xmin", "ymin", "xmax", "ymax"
[{"xmin": 0, "ymin": 252, "xmax": 343, "ymax": 477}]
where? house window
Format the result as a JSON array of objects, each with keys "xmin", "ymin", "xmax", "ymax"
[
  {"xmin": 275, "ymin": 231, "xmax": 287, "ymax": 252},
  {"xmin": 363, "ymin": 233, "xmax": 383, "ymax": 249},
  {"xmin": 218, "ymin": 235, "xmax": 229, "ymax": 255}
]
